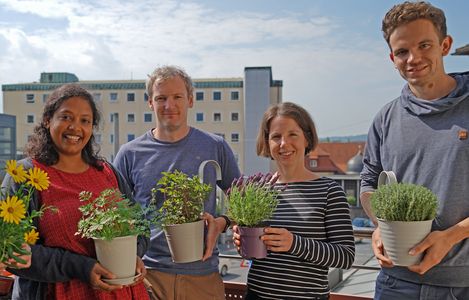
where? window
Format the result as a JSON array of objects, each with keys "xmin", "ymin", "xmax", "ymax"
[
  {"xmin": 213, "ymin": 113, "xmax": 221, "ymax": 122},
  {"xmin": 213, "ymin": 91, "xmax": 221, "ymax": 101},
  {"xmin": 95, "ymin": 134, "xmax": 102, "ymax": 144},
  {"xmin": 110, "ymin": 134, "xmax": 114, "ymax": 144},
  {"xmin": 93, "ymin": 93, "xmax": 101, "ymax": 101},
  {"xmin": 127, "ymin": 113, "xmax": 135, "ymax": 123},
  {"xmin": 231, "ymin": 112, "xmax": 239, "ymax": 122},
  {"xmin": 127, "ymin": 93, "xmax": 135, "ymax": 102},
  {"xmin": 127, "ymin": 134, "xmax": 135, "ymax": 142},
  {"xmin": 309, "ymin": 159, "xmax": 318, "ymax": 168},
  {"xmin": 26, "ymin": 94, "xmax": 35, "ymax": 103},
  {"xmin": 42, "ymin": 94, "xmax": 49, "ymax": 103},
  {"xmin": 144, "ymin": 93, "xmax": 149, "ymax": 102},
  {"xmin": 144, "ymin": 113, "xmax": 152, "ymax": 123},
  {"xmin": 110, "ymin": 93, "xmax": 118, "ymax": 102},
  {"xmin": 27, "ymin": 115, "xmax": 35, "ymax": 124},
  {"xmin": 196, "ymin": 113, "xmax": 204, "ymax": 122},
  {"xmin": 231, "ymin": 133, "xmax": 239, "ymax": 143},
  {"xmin": 110, "ymin": 113, "xmax": 116, "ymax": 122},
  {"xmin": 196, "ymin": 92, "xmax": 204, "ymax": 101},
  {"xmin": 231, "ymin": 91, "xmax": 239, "ymax": 100}
]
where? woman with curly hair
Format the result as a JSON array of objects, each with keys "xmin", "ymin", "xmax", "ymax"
[{"xmin": 2, "ymin": 83, "xmax": 149, "ymax": 300}]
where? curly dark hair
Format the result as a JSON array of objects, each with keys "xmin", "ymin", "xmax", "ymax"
[
  {"xmin": 25, "ymin": 83, "xmax": 104, "ymax": 170},
  {"xmin": 382, "ymin": 1, "xmax": 447, "ymax": 45}
]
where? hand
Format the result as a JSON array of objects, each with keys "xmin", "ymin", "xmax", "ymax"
[
  {"xmin": 5, "ymin": 244, "xmax": 32, "ymax": 269},
  {"xmin": 372, "ymin": 227, "xmax": 393, "ymax": 268},
  {"xmin": 89, "ymin": 263, "xmax": 122, "ymax": 292},
  {"xmin": 261, "ymin": 227, "xmax": 293, "ymax": 252},
  {"xmin": 407, "ymin": 230, "xmax": 454, "ymax": 275},
  {"xmin": 202, "ymin": 212, "xmax": 221, "ymax": 261},
  {"xmin": 232, "ymin": 225, "xmax": 241, "ymax": 253},
  {"xmin": 128, "ymin": 256, "xmax": 146, "ymax": 286}
]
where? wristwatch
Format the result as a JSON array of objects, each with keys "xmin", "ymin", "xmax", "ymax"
[{"xmin": 220, "ymin": 215, "xmax": 231, "ymax": 233}]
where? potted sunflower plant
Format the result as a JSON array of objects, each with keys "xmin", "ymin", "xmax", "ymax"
[
  {"xmin": 226, "ymin": 173, "xmax": 279, "ymax": 259},
  {"xmin": 151, "ymin": 170, "xmax": 212, "ymax": 263},
  {"xmin": 76, "ymin": 188, "xmax": 150, "ymax": 285},
  {"xmin": 0, "ymin": 160, "xmax": 53, "ymax": 295},
  {"xmin": 371, "ymin": 171, "xmax": 438, "ymax": 266}
]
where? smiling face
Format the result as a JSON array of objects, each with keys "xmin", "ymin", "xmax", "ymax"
[
  {"xmin": 46, "ymin": 96, "xmax": 93, "ymax": 159},
  {"xmin": 268, "ymin": 116, "xmax": 309, "ymax": 170},
  {"xmin": 149, "ymin": 75, "xmax": 193, "ymax": 139},
  {"xmin": 389, "ymin": 19, "xmax": 452, "ymax": 89}
]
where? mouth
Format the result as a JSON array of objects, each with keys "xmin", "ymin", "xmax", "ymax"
[
  {"xmin": 407, "ymin": 65, "xmax": 427, "ymax": 74},
  {"xmin": 64, "ymin": 134, "xmax": 82, "ymax": 143},
  {"xmin": 279, "ymin": 151, "xmax": 294, "ymax": 157}
]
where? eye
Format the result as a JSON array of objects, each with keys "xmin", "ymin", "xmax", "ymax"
[
  {"xmin": 81, "ymin": 118, "xmax": 92, "ymax": 125},
  {"xmin": 394, "ymin": 49, "xmax": 408, "ymax": 57},
  {"xmin": 420, "ymin": 43, "xmax": 431, "ymax": 49},
  {"xmin": 58, "ymin": 114, "xmax": 71, "ymax": 121},
  {"xmin": 155, "ymin": 97, "xmax": 166, "ymax": 103}
]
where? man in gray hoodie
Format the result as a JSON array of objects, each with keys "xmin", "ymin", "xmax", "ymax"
[{"xmin": 360, "ymin": 2, "xmax": 469, "ymax": 299}]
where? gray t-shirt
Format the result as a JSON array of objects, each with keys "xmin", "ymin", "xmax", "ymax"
[{"xmin": 114, "ymin": 127, "xmax": 241, "ymax": 275}]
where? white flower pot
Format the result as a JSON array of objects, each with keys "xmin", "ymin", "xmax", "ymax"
[
  {"xmin": 164, "ymin": 219, "xmax": 204, "ymax": 263},
  {"xmin": 93, "ymin": 235, "xmax": 137, "ymax": 280},
  {"xmin": 378, "ymin": 219, "xmax": 433, "ymax": 266}
]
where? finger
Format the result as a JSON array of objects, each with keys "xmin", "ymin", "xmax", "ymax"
[{"xmin": 94, "ymin": 264, "xmax": 117, "ymax": 280}]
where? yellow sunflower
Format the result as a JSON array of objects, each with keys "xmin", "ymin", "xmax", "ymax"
[
  {"xmin": 27, "ymin": 167, "xmax": 50, "ymax": 191},
  {"xmin": 5, "ymin": 160, "xmax": 27, "ymax": 184},
  {"xmin": 0, "ymin": 196, "xmax": 26, "ymax": 224},
  {"xmin": 24, "ymin": 228, "xmax": 39, "ymax": 245}
]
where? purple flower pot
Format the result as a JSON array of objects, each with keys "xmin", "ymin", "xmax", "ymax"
[{"xmin": 239, "ymin": 226, "xmax": 267, "ymax": 259}]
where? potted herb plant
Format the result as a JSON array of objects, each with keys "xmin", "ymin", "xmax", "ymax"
[
  {"xmin": 226, "ymin": 173, "xmax": 279, "ymax": 259},
  {"xmin": 76, "ymin": 188, "xmax": 149, "ymax": 285},
  {"xmin": 152, "ymin": 170, "xmax": 212, "ymax": 263},
  {"xmin": 371, "ymin": 171, "xmax": 438, "ymax": 266}
]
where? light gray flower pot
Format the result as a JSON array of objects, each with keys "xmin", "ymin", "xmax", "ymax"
[
  {"xmin": 378, "ymin": 219, "xmax": 433, "ymax": 266},
  {"xmin": 164, "ymin": 219, "xmax": 204, "ymax": 263},
  {"xmin": 94, "ymin": 235, "xmax": 137, "ymax": 279}
]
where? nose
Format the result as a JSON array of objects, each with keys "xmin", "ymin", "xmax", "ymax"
[
  {"xmin": 164, "ymin": 97, "xmax": 176, "ymax": 110},
  {"xmin": 407, "ymin": 49, "xmax": 421, "ymax": 64}
]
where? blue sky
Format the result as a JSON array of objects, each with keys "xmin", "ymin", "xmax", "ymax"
[{"xmin": 1, "ymin": 0, "xmax": 468, "ymax": 137}]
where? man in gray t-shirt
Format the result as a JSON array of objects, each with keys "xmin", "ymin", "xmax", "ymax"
[{"xmin": 114, "ymin": 65, "xmax": 240, "ymax": 300}]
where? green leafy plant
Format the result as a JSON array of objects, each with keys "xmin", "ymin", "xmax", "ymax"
[
  {"xmin": 76, "ymin": 188, "xmax": 150, "ymax": 241},
  {"xmin": 227, "ymin": 173, "xmax": 279, "ymax": 227},
  {"xmin": 152, "ymin": 170, "xmax": 212, "ymax": 226},
  {"xmin": 1, "ymin": 160, "xmax": 55, "ymax": 265},
  {"xmin": 371, "ymin": 183, "xmax": 438, "ymax": 221},
  {"xmin": 346, "ymin": 195, "xmax": 357, "ymax": 207}
]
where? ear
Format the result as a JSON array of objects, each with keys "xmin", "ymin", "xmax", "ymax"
[
  {"xmin": 441, "ymin": 35, "xmax": 453, "ymax": 56},
  {"xmin": 188, "ymin": 94, "xmax": 194, "ymax": 108},
  {"xmin": 44, "ymin": 119, "xmax": 50, "ymax": 129},
  {"xmin": 389, "ymin": 52, "xmax": 395, "ymax": 62}
]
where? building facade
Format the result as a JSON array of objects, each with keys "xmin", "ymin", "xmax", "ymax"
[{"xmin": 2, "ymin": 67, "xmax": 282, "ymax": 174}]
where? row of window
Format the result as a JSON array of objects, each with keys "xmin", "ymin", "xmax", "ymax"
[
  {"xmin": 25, "ymin": 113, "xmax": 154, "ymax": 125},
  {"xmin": 195, "ymin": 112, "xmax": 239, "ymax": 122},
  {"xmin": 25, "ymin": 132, "xmax": 239, "ymax": 145},
  {"xmin": 25, "ymin": 90, "xmax": 240, "ymax": 103}
]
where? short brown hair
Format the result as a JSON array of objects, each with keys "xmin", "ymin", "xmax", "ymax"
[
  {"xmin": 256, "ymin": 102, "xmax": 318, "ymax": 158},
  {"xmin": 146, "ymin": 65, "xmax": 194, "ymax": 100},
  {"xmin": 382, "ymin": 1, "xmax": 447, "ymax": 45}
]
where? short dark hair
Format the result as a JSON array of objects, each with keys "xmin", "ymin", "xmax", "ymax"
[
  {"xmin": 25, "ymin": 83, "xmax": 103, "ymax": 170},
  {"xmin": 382, "ymin": 1, "xmax": 447, "ymax": 45},
  {"xmin": 256, "ymin": 102, "xmax": 318, "ymax": 158}
]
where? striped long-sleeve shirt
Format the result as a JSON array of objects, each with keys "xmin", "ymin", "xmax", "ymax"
[{"xmin": 247, "ymin": 177, "xmax": 355, "ymax": 299}]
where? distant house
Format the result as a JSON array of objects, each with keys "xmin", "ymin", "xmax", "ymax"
[
  {"xmin": 306, "ymin": 142, "xmax": 367, "ymax": 212},
  {"xmin": 306, "ymin": 142, "xmax": 366, "ymax": 175}
]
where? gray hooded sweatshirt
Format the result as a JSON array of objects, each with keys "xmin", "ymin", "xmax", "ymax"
[{"xmin": 361, "ymin": 72, "xmax": 469, "ymax": 287}]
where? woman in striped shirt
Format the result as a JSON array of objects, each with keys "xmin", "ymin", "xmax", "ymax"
[{"xmin": 234, "ymin": 102, "xmax": 355, "ymax": 300}]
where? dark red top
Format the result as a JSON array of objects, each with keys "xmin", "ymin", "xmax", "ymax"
[{"xmin": 36, "ymin": 160, "xmax": 149, "ymax": 300}]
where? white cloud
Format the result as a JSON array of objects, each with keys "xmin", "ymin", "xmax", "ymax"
[{"xmin": 0, "ymin": 0, "xmax": 403, "ymax": 135}]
